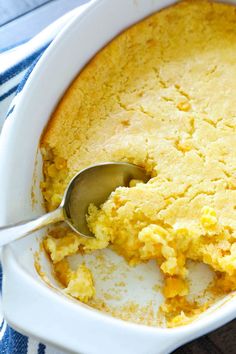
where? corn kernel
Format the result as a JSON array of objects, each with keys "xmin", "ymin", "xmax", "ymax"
[
  {"xmin": 163, "ymin": 277, "xmax": 188, "ymax": 298},
  {"xmin": 55, "ymin": 156, "xmax": 67, "ymax": 170},
  {"xmin": 201, "ymin": 206, "xmax": 217, "ymax": 228},
  {"xmin": 129, "ymin": 179, "xmax": 143, "ymax": 187},
  {"xmin": 47, "ymin": 164, "xmax": 57, "ymax": 178},
  {"xmin": 177, "ymin": 101, "xmax": 191, "ymax": 112}
]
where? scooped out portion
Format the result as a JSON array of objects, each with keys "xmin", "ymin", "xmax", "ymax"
[{"xmin": 41, "ymin": 0, "xmax": 236, "ymax": 327}]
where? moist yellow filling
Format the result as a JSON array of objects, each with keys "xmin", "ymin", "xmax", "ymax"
[{"xmin": 41, "ymin": 0, "xmax": 236, "ymax": 326}]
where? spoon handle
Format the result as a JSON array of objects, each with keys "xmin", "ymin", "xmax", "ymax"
[{"xmin": 0, "ymin": 207, "xmax": 64, "ymax": 247}]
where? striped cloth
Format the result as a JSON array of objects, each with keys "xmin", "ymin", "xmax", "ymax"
[{"xmin": 0, "ymin": 4, "xmax": 88, "ymax": 353}]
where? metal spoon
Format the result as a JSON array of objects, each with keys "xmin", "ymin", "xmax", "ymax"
[{"xmin": 0, "ymin": 162, "xmax": 149, "ymax": 247}]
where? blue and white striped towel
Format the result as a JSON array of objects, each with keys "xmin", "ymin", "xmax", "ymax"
[{"xmin": 0, "ymin": 4, "xmax": 88, "ymax": 353}]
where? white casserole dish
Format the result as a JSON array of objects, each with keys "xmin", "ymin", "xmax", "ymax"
[{"xmin": 0, "ymin": 0, "xmax": 236, "ymax": 353}]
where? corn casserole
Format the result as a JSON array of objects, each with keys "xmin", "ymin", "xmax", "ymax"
[{"xmin": 40, "ymin": 0, "xmax": 236, "ymax": 327}]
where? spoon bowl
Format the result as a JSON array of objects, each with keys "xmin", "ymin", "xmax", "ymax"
[{"xmin": 63, "ymin": 162, "xmax": 149, "ymax": 237}]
